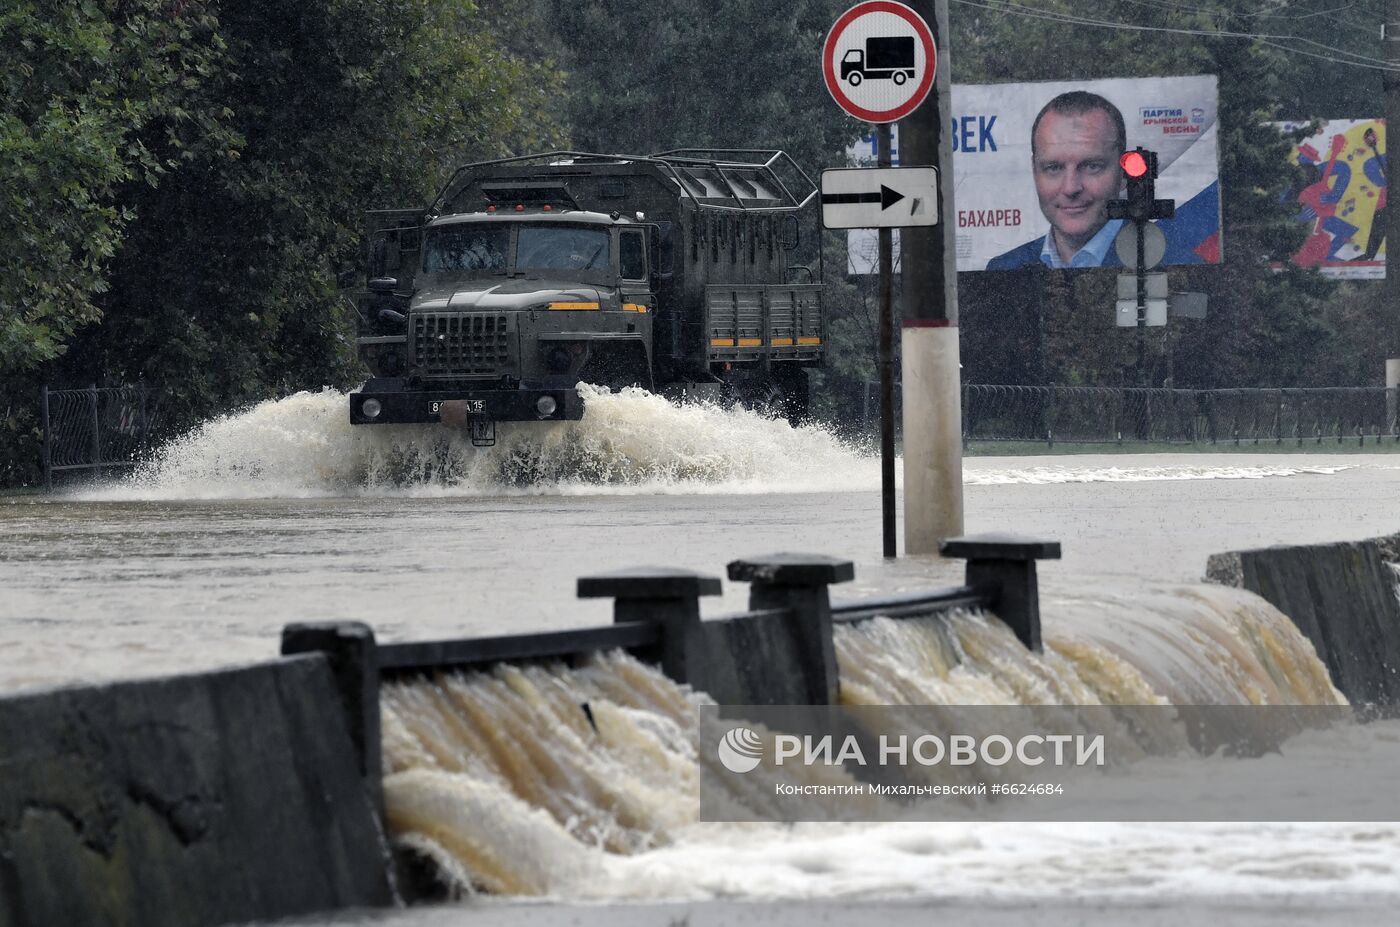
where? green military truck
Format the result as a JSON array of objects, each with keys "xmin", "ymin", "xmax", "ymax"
[{"xmin": 350, "ymin": 150, "xmax": 825, "ymax": 443}]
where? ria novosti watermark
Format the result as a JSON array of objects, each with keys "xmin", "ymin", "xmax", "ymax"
[
  {"xmin": 700, "ymin": 704, "xmax": 1400, "ymax": 823},
  {"xmin": 719, "ymin": 729, "xmax": 1105, "ymax": 773}
]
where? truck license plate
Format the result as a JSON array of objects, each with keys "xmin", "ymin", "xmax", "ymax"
[
  {"xmin": 431, "ymin": 399, "xmax": 486, "ymax": 425},
  {"xmin": 430, "ymin": 400, "xmax": 485, "ymax": 415}
]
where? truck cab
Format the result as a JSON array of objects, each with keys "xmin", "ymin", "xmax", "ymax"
[{"xmin": 353, "ymin": 206, "xmax": 655, "ymax": 432}]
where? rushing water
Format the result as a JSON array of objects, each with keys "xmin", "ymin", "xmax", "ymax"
[
  {"xmin": 3, "ymin": 387, "xmax": 1400, "ymax": 918},
  {"xmin": 377, "ymin": 596, "xmax": 1349, "ymax": 899}
]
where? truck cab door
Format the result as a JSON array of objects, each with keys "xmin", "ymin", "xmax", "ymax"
[{"xmin": 617, "ymin": 228, "xmax": 654, "ymax": 318}]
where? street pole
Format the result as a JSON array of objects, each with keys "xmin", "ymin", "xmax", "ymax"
[
  {"xmin": 1386, "ymin": 2, "xmax": 1400, "ymax": 433},
  {"xmin": 901, "ymin": 0, "xmax": 965, "ymax": 554},
  {"xmin": 1136, "ymin": 217, "xmax": 1147, "ymax": 387},
  {"xmin": 878, "ymin": 122, "xmax": 897, "ymax": 559}
]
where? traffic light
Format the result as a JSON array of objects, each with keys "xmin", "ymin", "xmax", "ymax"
[{"xmin": 1108, "ymin": 147, "xmax": 1175, "ymax": 222}]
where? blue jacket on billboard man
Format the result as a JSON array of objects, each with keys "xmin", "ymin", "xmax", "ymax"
[{"xmin": 988, "ymin": 91, "xmax": 1128, "ymax": 270}]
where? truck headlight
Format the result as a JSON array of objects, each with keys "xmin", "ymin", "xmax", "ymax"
[
  {"xmin": 362, "ymin": 398, "xmax": 382, "ymax": 419},
  {"xmin": 535, "ymin": 395, "xmax": 558, "ymax": 418}
]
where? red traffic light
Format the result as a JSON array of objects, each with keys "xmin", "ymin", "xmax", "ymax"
[{"xmin": 1120, "ymin": 150, "xmax": 1149, "ymax": 178}]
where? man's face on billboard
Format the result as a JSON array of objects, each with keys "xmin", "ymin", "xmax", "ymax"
[{"xmin": 1032, "ymin": 108, "xmax": 1123, "ymax": 256}]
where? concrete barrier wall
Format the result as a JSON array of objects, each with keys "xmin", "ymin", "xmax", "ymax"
[
  {"xmin": 1207, "ymin": 533, "xmax": 1400, "ymax": 705},
  {"xmin": 0, "ymin": 538, "xmax": 1060, "ymax": 926},
  {"xmin": 0, "ymin": 655, "xmax": 394, "ymax": 927},
  {"xmin": 698, "ymin": 610, "xmax": 831, "ymax": 706}
]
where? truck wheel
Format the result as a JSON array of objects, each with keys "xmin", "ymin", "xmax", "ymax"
[
  {"xmin": 893, "ymin": 71, "xmax": 908, "ymax": 86},
  {"xmin": 847, "ymin": 72, "xmax": 863, "ymax": 87},
  {"xmin": 775, "ymin": 366, "xmax": 810, "ymax": 426},
  {"xmin": 739, "ymin": 369, "xmax": 809, "ymax": 426}
]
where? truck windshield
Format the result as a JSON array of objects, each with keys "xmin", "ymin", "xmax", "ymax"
[
  {"xmin": 423, "ymin": 225, "xmax": 509, "ymax": 274},
  {"xmin": 517, "ymin": 226, "xmax": 610, "ymax": 272}
]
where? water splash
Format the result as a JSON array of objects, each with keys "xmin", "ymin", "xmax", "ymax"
[
  {"xmin": 89, "ymin": 386, "xmax": 872, "ymax": 500},
  {"xmin": 76, "ymin": 386, "xmax": 1355, "ymax": 500}
]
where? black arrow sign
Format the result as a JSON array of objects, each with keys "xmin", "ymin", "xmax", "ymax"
[{"xmin": 821, "ymin": 184, "xmax": 906, "ymax": 210}]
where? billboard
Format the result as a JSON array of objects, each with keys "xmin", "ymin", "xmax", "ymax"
[
  {"xmin": 1278, "ymin": 119, "xmax": 1386, "ymax": 280},
  {"xmin": 847, "ymin": 74, "xmax": 1222, "ymax": 274}
]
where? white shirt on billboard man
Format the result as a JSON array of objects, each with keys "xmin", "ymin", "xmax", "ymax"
[{"xmin": 986, "ymin": 91, "xmax": 1126, "ymax": 270}]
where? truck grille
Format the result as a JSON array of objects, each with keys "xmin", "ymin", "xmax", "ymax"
[{"xmin": 413, "ymin": 312, "xmax": 514, "ymax": 378}]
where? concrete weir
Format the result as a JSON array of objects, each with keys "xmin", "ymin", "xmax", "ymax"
[
  {"xmin": 5, "ymin": 530, "xmax": 1400, "ymax": 925},
  {"xmin": 0, "ymin": 657, "xmax": 394, "ymax": 927},
  {"xmin": 1207, "ymin": 532, "xmax": 1400, "ymax": 706}
]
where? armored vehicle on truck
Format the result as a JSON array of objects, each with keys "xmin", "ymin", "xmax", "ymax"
[{"xmin": 350, "ymin": 150, "xmax": 824, "ymax": 443}]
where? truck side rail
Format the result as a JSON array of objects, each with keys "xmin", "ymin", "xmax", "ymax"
[
  {"xmin": 431, "ymin": 149, "xmax": 817, "ymax": 217},
  {"xmin": 652, "ymin": 148, "xmax": 820, "ymax": 210}
]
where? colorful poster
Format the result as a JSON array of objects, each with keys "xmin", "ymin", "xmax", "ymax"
[
  {"xmin": 847, "ymin": 74, "xmax": 1222, "ymax": 274},
  {"xmin": 1279, "ymin": 119, "xmax": 1386, "ymax": 280}
]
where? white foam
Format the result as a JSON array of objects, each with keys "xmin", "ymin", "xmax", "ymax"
[
  {"xmin": 74, "ymin": 387, "xmax": 1358, "ymax": 500},
  {"xmin": 79, "ymin": 386, "xmax": 875, "ymax": 500},
  {"xmin": 966, "ymin": 464, "xmax": 1351, "ymax": 485}
]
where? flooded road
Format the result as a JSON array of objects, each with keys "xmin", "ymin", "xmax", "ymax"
[{"xmin": 0, "ymin": 387, "xmax": 1395, "ymax": 692}]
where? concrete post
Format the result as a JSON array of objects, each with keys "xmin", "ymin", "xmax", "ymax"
[
  {"xmin": 940, "ymin": 535, "xmax": 1061, "ymax": 651},
  {"xmin": 726, "ymin": 554, "xmax": 855, "ymax": 705},
  {"xmin": 281, "ymin": 622, "xmax": 382, "ymax": 817},
  {"xmin": 901, "ymin": 0, "xmax": 965, "ymax": 553},
  {"xmin": 577, "ymin": 567, "xmax": 722, "ymax": 689}
]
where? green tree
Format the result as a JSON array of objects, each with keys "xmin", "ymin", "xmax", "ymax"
[
  {"xmin": 2, "ymin": 0, "xmax": 566, "ymax": 486},
  {"xmin": 0, "ymin": 0, "xmax": 229, "ymax": 377},
  {"xmin": 548, "ymin": 0, "xmax": 859, "ymax": 179}
]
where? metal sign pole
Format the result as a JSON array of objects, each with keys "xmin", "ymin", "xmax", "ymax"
[
  {"xmin": 1136, "ymin": 215, "xmax": 1147, "ymax": 388},
  {"xmin": 877, "ymin": 122, "xmax": 897, "ymax": 559}
]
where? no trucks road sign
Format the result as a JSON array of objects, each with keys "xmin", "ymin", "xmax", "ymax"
[{"xmin": 823, "ymin": 1, "xmax": 937, "ymax": 124}]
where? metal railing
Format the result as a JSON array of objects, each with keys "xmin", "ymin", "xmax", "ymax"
[
  {"xmin": 961, "ymin": 385, "xmax": 1400, "ymax": 446},
  {"xmin": 41, "ymin": 385, "xmax": 162, "ymax": 489}
]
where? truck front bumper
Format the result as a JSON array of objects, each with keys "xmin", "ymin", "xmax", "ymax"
[{"xmin": 349, "ymin": 385, "xmax": 584, "ymax": 425}]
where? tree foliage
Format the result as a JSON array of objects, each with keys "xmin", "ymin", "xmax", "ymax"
[
  {"xmin": 0, "ymin": 0, "xmax": 229, "ymax": 377},
  {"xmin": 1, "ymin": 0, "xmax": 565, "ymax": 484},
  {"xmin": 548, "ymin": 0, "xmax": 859, "ymax": 172}
]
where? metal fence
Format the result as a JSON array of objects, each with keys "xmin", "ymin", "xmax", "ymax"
[
  {"xmin": 961, "ymin": 384, "xmax": 1400, "ymax": 446},
  {"xmin": 41, "ymin": 385, "xmax": 163, "ymax": 489}
]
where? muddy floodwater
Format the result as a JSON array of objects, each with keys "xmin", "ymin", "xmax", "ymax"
[
  {"xmin": 2, "ymin": 445, "xmax": 1396, "ymax": 692},
  {"xmin": 2, "ymin": 389, "xmax": 1399, "ymax": 921}
]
